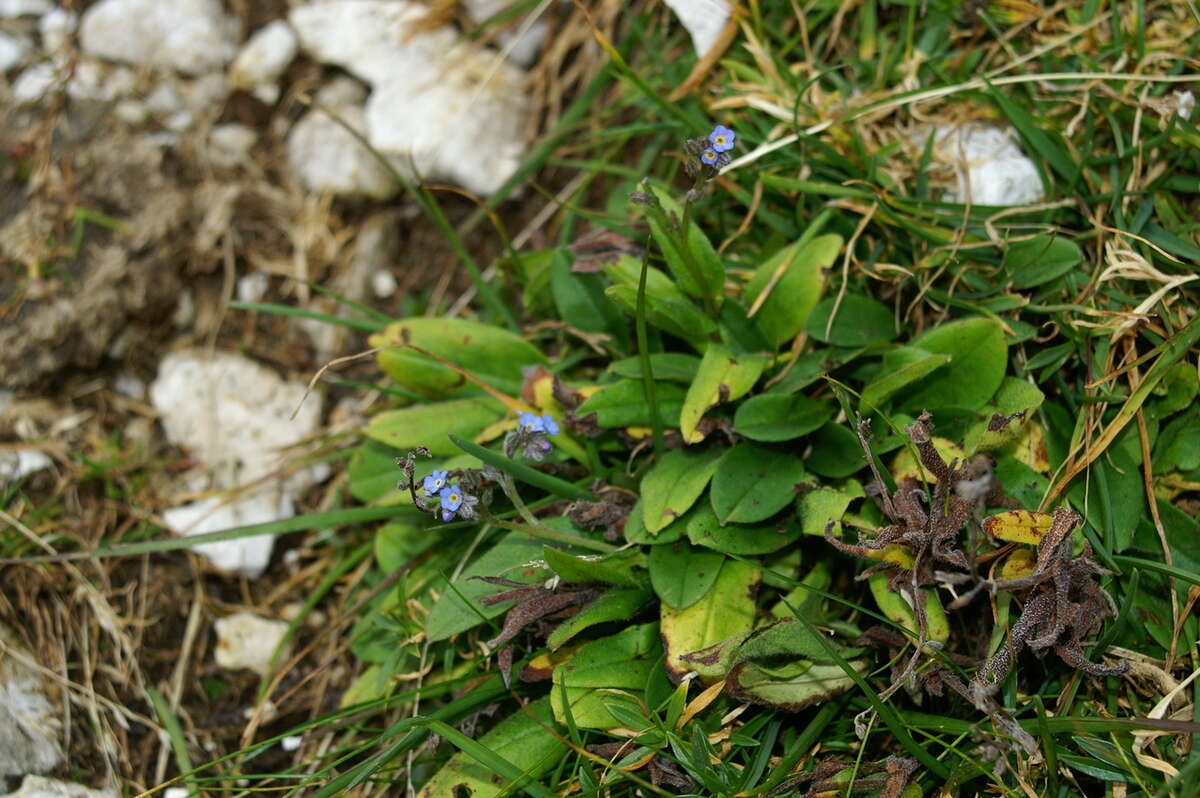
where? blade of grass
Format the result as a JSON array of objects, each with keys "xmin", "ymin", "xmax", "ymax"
[
  {"xmin": 0, "ymin": 506, "xmax": 405, "ymax": 564},
  {"xmin": 781, "ymin": 599, "xmax": 951, "ymax": 778},
  {"xmin": 448, "ymin": 434, "xmax": 597, "ymax": 501},
  {"xmin": 228, "ymin": 300, "xmax": 386, "ymax": 333},
  {"xmin": 147, "ymin": 687, "xmax": 197, "ymax": 797}
]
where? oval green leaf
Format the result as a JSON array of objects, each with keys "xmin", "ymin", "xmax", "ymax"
[
  {"xmin": 899, "ymin": 317, "xmax": 1008, "ymax": 412},
  {"xmin": 805, "ymin": 294, "xmax": 897, "ymax": 346},
  {"xmin": 743, "ymin": 234, "xmax": 841, "ymax": 347},
  {"xmin": 640, "ymin": 447, "xmax": 723, "ymax": 533},
  {"xmin": 364, "ymin": 396, "xmax": 505, "ymax": 456},
  {"xmin": 1003, "ymin": 234, "xmax": 1082, "ymax": 289},
  {"xmin": 660, "ymin": 558, "xmax": 759, "ymax": 679},
  {"xmin": 686, "ymin": 505, "xmax": 801, "ymax": 555},
  {"xmin": 648, "ymin": 541, "xmax": 726, "ymax": 610},
  {"xmin": 859, "ymin": 346, "xmax": 952, "ymax": 411},
  {"xmin": 369, "ymin": 317, "xmax": 547, "ymax": 398},
  {"xmin": 711, "ymin": 443, "xmax": 808, "ymax": 524},
  {"xmin": 575, "ymin": 379, "xmax": 687, "ymax": 429},
  {"xmin": 734, "ymin": 393, "xmax": 834, "ymax": 442}
]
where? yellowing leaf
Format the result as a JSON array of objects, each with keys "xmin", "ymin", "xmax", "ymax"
[
  {"xmin": 999, "ymin": 548, "xmax": 1037, "ymax": 580},
  {"xmin": 983, "ymin": 509, "xmax": 1055, "ymax": 545},
  {"xmin": 890, "ymin": 437, "xmax": 967, "ymax": 483},
  {"xmin": 680, "ymin": 343, "xmax": 768, "ymax": 443}
]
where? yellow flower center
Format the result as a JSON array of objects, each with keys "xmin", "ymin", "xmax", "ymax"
[{"xmin": 714, "ymin": 135, "xmax": 727, "ymax": 146}]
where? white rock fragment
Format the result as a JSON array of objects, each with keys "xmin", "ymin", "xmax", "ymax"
[
  {"xmin": 1174, "ymin": 90, "xmax": 1195, "ymax": 120},
  {"xmin": 39, "ymin": 7, "xmax": 77, "ymax": 58},
  {"xmin": 0, "ymin": 0, "xmax": 49, "ymax": 18},
  {"xmin": 209, "ymin": 123, "xmax": 258, "ymax": 168},
  {"xmin": 0, "ymin": 777, "xmax": 118, "ymax": 798},
  {"xmin": 0, "ymin": 32, "xmax": 30, "ymax": 72},
  {"xmin": 12, "ymin": 62, "xmax": 56, "ymax": 105},
  {"xmin": 229, "ymin": 20, "xmax": 297, "ymax": 92},
  {"xmin": 923, "ymin": 123, "xmax": 1044, "ymax": 206},
  {"xmin": 236, "ymin": 270, "xmax": 269, "ymax": 303},
  {"xmin": 162, "ymin": 494, "xmax": 289, "ymax": 578},
  {"xmin": 463, "ymin": 0, "xmax": 547, "ymax": 67},
  {"xmin": 113, "ymin": 373, "xmax": 145, "ymax": 400},
  {"xmin": 281, "ymin": 735, "xmax": 303, "ymax": 752},
  {"xmin": 150, "ymin": 351, "xmax": 326, "ymax": 577},
  {"xmin": 371, "ymin": 269, "xmax": 397, "ymax": 299},
  {"xmin": 289, "ymin": 0, "xmax": 530, "ymax": 197},
  {"xmin": 214, "ymin": 611, "xmax": 291, "ymax": 676},
  {"xmin": 664, "ymin": 0, "xmax": 732, "ymax": 57},
  {"xmin": 80, "ymin": 0, "xmax": 239, "ymax": 76},
  {"xmin": 287, "ymin": 97, "xmax": 397, "ymax": 199},
  {"xmin": 0, "ymin": 623, "xmax": 62, "ymax": 778},
  {"xmin": 163, "ymin": 789, "xmax": 189, "ymax": 798},
  {"xmin": 0, "ymin": 449, "xmax": 52, "ymax": 483}
]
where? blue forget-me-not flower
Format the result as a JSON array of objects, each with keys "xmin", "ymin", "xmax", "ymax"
[
  {"xmin": 423, "ymin": 469, "xmax": 449, "ymax": 495},
  {"xmin": 709, "ymin": 125, "xmax": 735, "ymax": 152}
]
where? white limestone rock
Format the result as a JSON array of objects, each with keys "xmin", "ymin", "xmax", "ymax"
[
  {"xmin": 289, "ymin": 0, "xmax": 530, "ymax": 197},
  {"xmin": 79, "ymin": 0, "xmax": 239, "ymax": 75},
  {"xmin": 463, "ymin": 0, "xmax": 547, "ymax": 67},
  {"xmin": 162, "ymin": 493, "xmax": 291, "ymax": 578},
  {"xmin": 923, "ymin": 123, "xmax": 1045, "ymax": 206},
  {"xmin": 0, "ymin": 623, "xmax": 62, "ymax": 778},
  {"xmin": 0, "ymin": 449, "xmax": 52, "ymax": 483},
  {"xmin": 209, "ymin": 123, "xmax": 258, "ymax": 168},
  {"xmin": 12, "ymin": 61, "xmax": 56, "ymax": 105},
  {"xmin": 287, "ymin": 96, "xmax": 398, "ymax": 199},
  {"xmin": 150, "ymin": 351, "xmax": 327, "ymax": 577},
  {"xmin": 664, "ymin": 0, "xmax": 732, "ymax": 57},
  {"xmin": 0, "ymin": 0, "xmax": 49, "ymax": 17},
  {"xmin": 38, "ymin": 7, "xmax": 77, "ymax": 58},
  {"xmin": 229, "ymin": 19, "xmax": 297, "ymax": 92},
  {"xmin": 0, "ymin": 32, "xmax": 31, "ymax": 72},
  {"xmin": 214, "ymin": 611, "xmax": 290, "ymax": 676},
  {"xmin": 0, "ymin": 777, "xmax": 118, "ymax": 798}
]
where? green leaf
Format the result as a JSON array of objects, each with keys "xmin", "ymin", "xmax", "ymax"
[
  {"xmin": 680, "ymin": 343, "xmax": 769, "ymax": 443},
  {"xmin": 798, "ymin": 482, "xmax": 864, "ymax": 537},
  {"xmin": 542, "ymin": 547, "xmax": 645, "ymax": 587},
  {"xmin": 1068, "ymin": 442, "xmax": 1144, "ymax": 553},
  {"xmin": 710, "ymin": 443, "xmax": 808, "ymax": 524},
  {"xmin": 551, "ymin": 624, "xmax": 660, "ymax": 729},
  {"xmin": 546, "ymin": 586, "xmax": 654, "ymax": 651},
  {"xmin": 859, "ymin": 346, "xmax": 952, "ymax": 411},
  {"xmin": 660, "ymin": 559, "xmax": 759, "ymax": 679},
  {"xmin": 551, "ymin": 248, "xmax": 617, "ymax": 335},
  {"xmin": 604, "ymin": 255, "xmax": 715, "ymax": 345},
  {"xmin": 646, "ymin": 186, "xmax": 726, "ymax": 300},
  {"xmin": 640, "ymin": 447, "xmax": 723, "ymax": 533},
  {"xmin": 575, "ymin": 379, "xmax": 687, "ymax": 428},
  {"xmin": 417, "ymin": 697, "xmax": 567, "ymax": 798},
  {"xmin": 648, "ymin": 542, "xmax": 726, "ymax": 610},
  {"xmin": 425, "ymin": 533, "xmax": 549, "ymax": 642},
  {"xmin": 1154, "ymin": 410, "xmax": 1200, "ymax": 473},
  {"xmin": 686, "ymin": 505, "xmax": 801, "ymax": 555},
  {"xmin": 1153, "ymin": 362, "xmax": 1199, "ymax": 415},
  {"xmin": 736, "ymin": 618, "xmax": 862, "ymax": 666},
  {"xmin": 734, "ymin": 394, "xmax": 834, "ymax": 442},
  {"xmin": 899, "ymin": 317, "xmax": 1008, "ymax": 412},
  {"xmin": 622, "ymin": 499, "xmax": 686, "ymax": 545},
  {"xmin": 349, "ymin": 440, "xmax": 410, "ymax": 504},
  {"xmin": 1003, "ymin": 234, "xmax": 1082, "ymax": 288},
  {"xmin": 964, "ymin": 376, "xmax": 1046, "ymax": 453},
  {"xmin": 370, "ymin": 317, "xmax": 547, "ymax": 398},
  {"xmin": 375, "ymin": 519, "xmax": 436, "ymax": 573},
  {"xmin": 743, "ymin": 234, "xmax": 841, "ymax": 347},
  {"xmin": 805, "ymin": 422, "xmax": 867, "ymax": 478},
  {"xmin": 364, "ymin": 397, "xmax": 505, "ymax": 456},
  {"xmin": 609, "ymin": 353, "xmax": 701, "ymax": 383},
  {"xmin": 805, "ymin": 294, "xmax": 897, "ymax": 346},
  {"xmin": 727, "ymin": 660, "xmax": 864, "ymax": 713}
]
